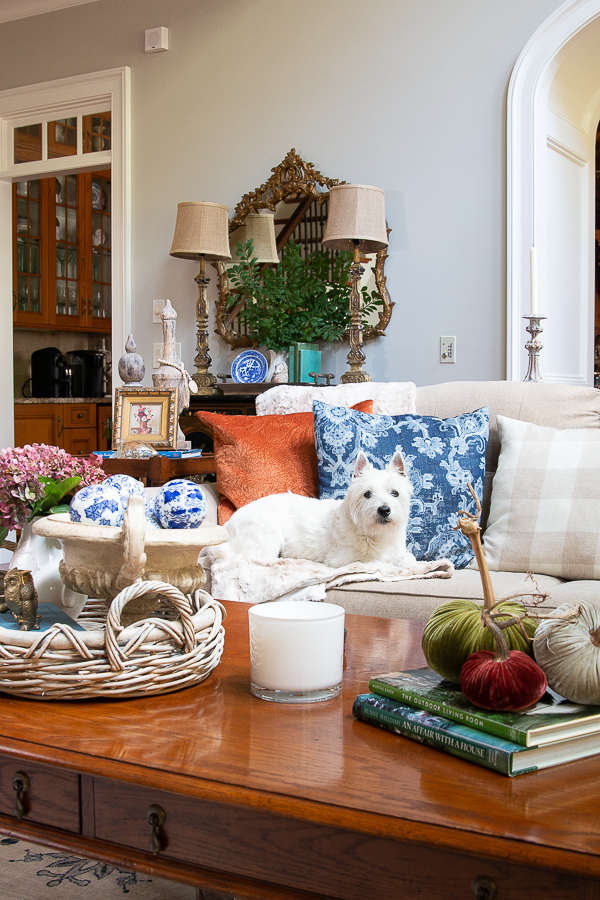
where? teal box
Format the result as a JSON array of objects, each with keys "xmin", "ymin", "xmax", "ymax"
[{"xmin": 289, "ymin": 343, "xmax": 321, "ymax": 384}]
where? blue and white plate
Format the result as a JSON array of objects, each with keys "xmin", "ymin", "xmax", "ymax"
[{"xmin": 231, "ymin": 350, "xmax": 268, "ymax": 384}]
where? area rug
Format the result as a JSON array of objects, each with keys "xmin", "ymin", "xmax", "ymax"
[{"xmin": 0, "ymin": 837, "xmax": 197, "ymax": 899}]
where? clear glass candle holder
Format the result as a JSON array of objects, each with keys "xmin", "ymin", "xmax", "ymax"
[{"xmin": 248, "ymin": 600, "xmax": 345, "ymax": 703}]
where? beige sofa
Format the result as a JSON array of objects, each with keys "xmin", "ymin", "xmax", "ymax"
[
  {"xmin": 317, "ymin": 380, "xmax": 600, "ymax": 621},
  {"xmin": 203, "ymin": 380, "xmax": 600, "ymax": 622}
]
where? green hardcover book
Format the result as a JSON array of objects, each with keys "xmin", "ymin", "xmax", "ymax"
[
  {"xmin": 352, "ymin": 693, "xmax": 600, "ymax": 776},
  {"xmin": 368, "ymin": 669, "xmax": 600, "ymax": 748}
]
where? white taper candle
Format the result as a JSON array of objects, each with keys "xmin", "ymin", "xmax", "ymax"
[{"xmin": 530, "ymin": 247, "xmax": 538, "ymax": 315}]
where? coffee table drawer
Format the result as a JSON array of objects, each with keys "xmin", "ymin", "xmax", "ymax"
[
  {"xmin": 93, "ymin": 778, "xmax": 595, "ymax": 900},
  {"xmin": 0, "ymin": 756, "xmax": 80, "ymax": 833}
]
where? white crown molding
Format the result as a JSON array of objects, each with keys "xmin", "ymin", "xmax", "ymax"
[{"xmin": 0, "ymin": 0, "xmax": 100, "ymax": 24}]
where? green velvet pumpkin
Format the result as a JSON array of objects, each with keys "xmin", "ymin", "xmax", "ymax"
[{"xmin": 422, "ymin": 599, "xmax": 538, "ymax": 684}]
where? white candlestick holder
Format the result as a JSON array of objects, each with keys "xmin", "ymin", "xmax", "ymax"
[{"xmin": 523, "ymin": 315, "xmax": 546, "ymax": 383}]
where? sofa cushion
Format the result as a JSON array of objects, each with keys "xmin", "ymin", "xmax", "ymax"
[
  {"xmin": 416, "ymin": 381, "xmax": 600, "ymax": 527},
  {"xmin": 256, "ymin": 381, "xmax": 417, "ymax": 415},
  {"xmin": 482, "ymin": 415, "xmax": 600, "ymax": 580},
  {"xmin": 324, "ymin": 570, "xmax": 563, "ymax": 621},
  {"xmin": 197, "ymin": 400, "xmax": 373, "ymax": 524},
  {"xmin": 313, "ymin": 401, "xmax": 489, "ymax": 568}
]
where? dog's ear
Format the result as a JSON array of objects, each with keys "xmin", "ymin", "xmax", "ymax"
[
  {"xmin": 352, "ymin": 450, "xmax": 371, "ymax": 479},
  {"xmin": 388, "ymin": 450, "xmax": 407, "ymax": 476}
]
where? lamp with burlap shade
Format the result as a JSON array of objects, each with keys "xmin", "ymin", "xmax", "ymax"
[
  {"xmin": 323, "ymin": 184, "xmax": 388, "ymax": 383},
  {"xmin": 170, "ymin": 201, "xmax": 230, "ymax": 394},
  {"xmin": 229, "ymin": 212, "xmax": 279, "ymax": 264}
]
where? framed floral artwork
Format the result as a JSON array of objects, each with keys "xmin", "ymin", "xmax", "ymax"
[{"xmin": 112, "ymin": 387, "xmax": 178, "ymax": 450}]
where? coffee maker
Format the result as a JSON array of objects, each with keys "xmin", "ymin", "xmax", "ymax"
[
  {"xmin": 65, "ymin": 350, "xmax": 104, "ymax": 398},
  {"xmin": 31, "ymin": 347, "xmax": 70, "ymax": 398}
]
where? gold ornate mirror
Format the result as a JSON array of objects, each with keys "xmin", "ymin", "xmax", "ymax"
[{"xmin": 213, "ymin": 148, "xmax": 394, "ymax": 350}]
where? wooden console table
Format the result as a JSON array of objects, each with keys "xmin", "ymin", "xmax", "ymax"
[
  {"xmin": 100, "ymin": 454, "xmax": 217, "ymax": 485},
  {"xmin": 0, "ymin": 604, "xmax": 597, "ymax": 899}
]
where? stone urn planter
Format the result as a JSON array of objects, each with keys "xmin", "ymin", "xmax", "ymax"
[{"xmin": 33, "ymin": 495, "xmax": 228, "ymax": 626}]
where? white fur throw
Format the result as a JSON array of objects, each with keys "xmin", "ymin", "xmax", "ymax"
[
  {"xmin": 204, "ymin": 552, "xmax": 453, "ymax": 604},
  {"xmin": 255, "ymin": 381, "xmax": 417, "ymax": 416}
]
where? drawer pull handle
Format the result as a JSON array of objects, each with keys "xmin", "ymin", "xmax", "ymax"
[
  {"xmin": 57, "ymin": 415, "xmax": 63, "ymax": 438},
  {"xmin": 471, "ymin": 877, "xmax": 497, "ymax": 900},
  {"xmin": 12, "ymin": 771, "xmax": 30, "ymax": 819},
  {"xmin": 147, "ymin": 804, "xmax": 166, "ymax": 856},
  {"xmin": 76, "ymin": 412, "xmax": 84, "ymax": 419}
]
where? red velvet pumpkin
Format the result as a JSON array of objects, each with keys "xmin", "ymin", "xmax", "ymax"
[{"xmin": 460, "ymin": 649, "xmax": 547, "ymax": 712}]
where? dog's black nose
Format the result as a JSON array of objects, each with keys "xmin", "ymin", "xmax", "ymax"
[{"xmin": 378, "ymin": 505, "xmax": 391, "ymax": 519}]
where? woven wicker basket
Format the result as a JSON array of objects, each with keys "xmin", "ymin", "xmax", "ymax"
[{"xmin": 0, "ymin": 580, "xmax": 225, "ymax": 700}]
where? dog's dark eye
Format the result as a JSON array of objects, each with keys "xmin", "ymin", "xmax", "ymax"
[
  {"xmin": 364, "ymin": 491, "xmax": 372, "ymax": 499},
  {"xmin": 390, "ymin": 490, "xmax": 399, "ymax": 497}
]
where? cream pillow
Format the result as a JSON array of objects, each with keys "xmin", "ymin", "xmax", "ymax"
[{"xmin": 482, "ymin": 415, "xmax": 600, "ymax": 579}]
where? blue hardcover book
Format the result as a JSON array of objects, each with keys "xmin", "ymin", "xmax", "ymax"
[{"xmin": 352, "ymin": 693, "xmax": 600, "ymax": 776}]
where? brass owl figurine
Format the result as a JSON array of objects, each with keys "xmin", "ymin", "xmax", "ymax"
[{"xmin": 2, "ymin": 569, "xmax": 40, "ymax": 631}]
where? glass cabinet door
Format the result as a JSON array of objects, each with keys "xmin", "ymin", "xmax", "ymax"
[
  {"xmin": 90, "ymin": 171, "xmax": 111, "ymax": 323},
  {"xmin": 54, "ymin": 174, "xmax": 80, "ymax": 322},
  {"xmin": 13, "ymin": 169, "xmax": 111, "ymax": 332},
  {"xmin": 13, "ymin": 179, "xmax": 48, "ymax": 325}
]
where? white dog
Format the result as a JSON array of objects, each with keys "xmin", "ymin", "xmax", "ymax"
[{"xmin": 218, "ymin": 450, "xmax": 416, "ymax": 568}]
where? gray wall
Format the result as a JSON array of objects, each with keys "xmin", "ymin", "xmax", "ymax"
[{"xmin": 1, "ymin": 0, "xmax": 565, "ymax": 388}]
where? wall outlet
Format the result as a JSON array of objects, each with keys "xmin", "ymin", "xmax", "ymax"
[
  {"xmin": 153, "ymin": 343, "xmax": 181, "ymax": 369},
  {"xmin": 440, "ymin": 336, "xmax": 456, "ymax": 363},
  {"xmin": 152, "ymin": 299, "xmax": 167, "ymax": 324}
]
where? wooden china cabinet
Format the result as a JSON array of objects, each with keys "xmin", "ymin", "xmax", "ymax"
[{"xmin": 13, "ymin": 169, "xmax": 112, "ymax": 332}]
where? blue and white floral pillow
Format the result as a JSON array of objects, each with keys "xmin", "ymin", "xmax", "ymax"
[{"xmin": 312, "ymin": 400, "xmax": 489, "ymax": 568}]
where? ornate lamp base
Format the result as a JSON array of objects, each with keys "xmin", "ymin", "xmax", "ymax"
[
  {"xmin": 340, "ymin": 256, "xmax": 372, "ymax": 384},
  {"xmin": 193, "ymin": 259, "xmax": 217, "ymax": 396},
  {"xmin": 523, "ymin": 315, "xmax": 546, "ymax": 383}
]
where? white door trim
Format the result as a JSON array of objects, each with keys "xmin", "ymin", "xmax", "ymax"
[
  {"xmin": 507, "ymin": 0, "xmax": 600, "ymax": 382},
  {"xmin": 0, "ymin": 66, "xmax": 130, "ymax": 448}
]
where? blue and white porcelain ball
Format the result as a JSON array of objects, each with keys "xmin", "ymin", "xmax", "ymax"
[
  {"xmin": 70, "ymin": 484, "xmax": 124, "ymax": 527},
  {"xmin": 144, "ymin": 495, "xmax": 161, "ymax": 529},
  {"xmin": 155, "ymin": 479, "xmax": 207, "ymax": 529},
  {"xmin": 103, "ymin": 474, "xmax": 145, "ymax": 510}
]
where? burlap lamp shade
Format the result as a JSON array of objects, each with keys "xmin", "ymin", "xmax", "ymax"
[
  {"xmin": 229, "ymin": 212, "xmax": 279, "ymax": 264},
  {"xmin": 170, "ymin": 201, "xmax": 231, "ymax": 261},
  {"xmin": 322, "ymin": 184, "xmax": 388, "ymax": 253}
]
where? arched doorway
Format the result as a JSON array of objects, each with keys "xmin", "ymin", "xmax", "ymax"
[{"xmin": 508, "ymin": 0, "xmax": 600, "ymax": 384}]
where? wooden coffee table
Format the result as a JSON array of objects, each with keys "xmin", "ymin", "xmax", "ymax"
[{"xmin": 0, "ymin": 602, "xmax": 597, "ymax": 900}]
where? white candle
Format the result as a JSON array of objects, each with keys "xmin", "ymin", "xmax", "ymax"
[
  {"xmin": 530, "ymin": 247, "xmax": 538, "ymax": 315},
  {"xmin": 249, "ymin": 600, "xmax": 345, "ymax": 703}
]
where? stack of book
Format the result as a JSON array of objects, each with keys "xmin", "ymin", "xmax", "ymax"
[{"xmin": 353, "ymin": 668, "xmax": 600, "ymax": 776}]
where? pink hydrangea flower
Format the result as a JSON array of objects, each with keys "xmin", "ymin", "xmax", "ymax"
[{"xmin": 0, "ymin": 444, "xmax": 106, "ymax": 534}]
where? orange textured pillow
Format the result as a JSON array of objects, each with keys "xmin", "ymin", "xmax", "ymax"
[{"xmin": 197, "ymin": 400, "xmax": 373, "ymax": 524}]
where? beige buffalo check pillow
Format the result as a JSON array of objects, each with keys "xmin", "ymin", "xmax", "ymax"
[{"xmin": 482, "ymin": 415, "xmax": 600, "ymax": 579}]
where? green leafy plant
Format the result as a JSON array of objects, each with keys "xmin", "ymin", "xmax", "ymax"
[{"xmin": 225, "ymin": 239, "xmax": 383, "ymax": 354}]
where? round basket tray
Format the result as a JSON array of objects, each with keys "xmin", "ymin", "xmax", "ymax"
[{"xmin": 0, "ymin": 580, "xmax": 226, "ymax": 700}]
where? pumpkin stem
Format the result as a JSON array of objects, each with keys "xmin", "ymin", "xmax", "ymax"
[
  {"xmin": 482, "ymin": 612, "xmax": 510, "ymax": 661},
  {"xmin": 456, "ymin": 483, "xmax": 496, "ymax": 613}
]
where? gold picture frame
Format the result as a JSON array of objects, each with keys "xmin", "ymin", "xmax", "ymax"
[{"xmin": 112, "ymin": 387, "xmax": 178, "ymax": 450}]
